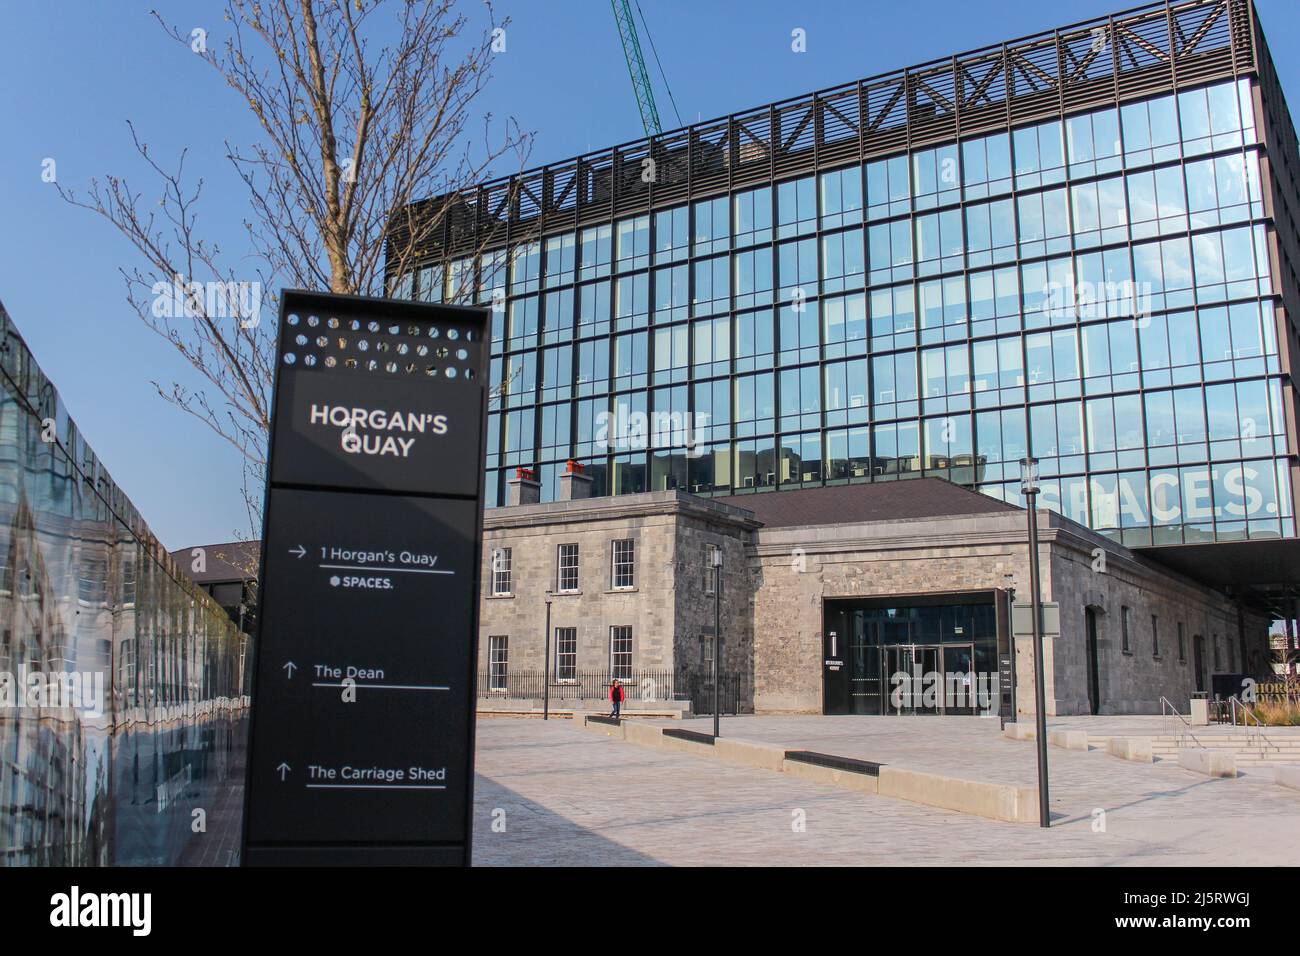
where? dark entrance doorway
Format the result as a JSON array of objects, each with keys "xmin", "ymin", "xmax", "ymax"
[
  {"xmin": 1193, "ymin": 635, "xmax": 1207, "ymax": 692},
  {"xmin": 822, "ymin": 606, "xmax": 884, "ymax": 714},
  {"xmin": 822, "ymin": 594, "xmax": 998, "ymax": 715},
  {"xmin": 1085, "ymin": 608, "xmax": 1101, "ymax": 715},
  {"xmin": 849, "ymin": 615, "xmax": 885, "ymax": 714}
]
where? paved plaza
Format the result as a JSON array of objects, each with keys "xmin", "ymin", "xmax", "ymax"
[{"xmin": 471, "ymin": 716, "xmax": 1300, "ymax": 866}]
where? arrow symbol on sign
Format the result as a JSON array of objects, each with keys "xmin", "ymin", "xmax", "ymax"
[
  {"xmin": 289, "ymin": 545, "xmax": 306, "ymax": 559},
  {"xmin": 276, "ymin": 762, "xmax": 291, "ymax": 781},
  {"xmin": 283, "ymin": 661, "xmax": 297, "ymax": 679}
]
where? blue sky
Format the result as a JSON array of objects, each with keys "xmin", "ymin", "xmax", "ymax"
[{"xmin": 1, "ymin": 0, "xmax": 1297, "ymax": 549}]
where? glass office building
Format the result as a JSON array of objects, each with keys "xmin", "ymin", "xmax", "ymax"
[{"xmin": 394, "ymin": 0, "xmax": 1300, "ymax": 603}]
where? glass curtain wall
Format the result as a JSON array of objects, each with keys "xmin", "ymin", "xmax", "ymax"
[
  {"xmin": 419, "ymin": 74, "xmax": 1292, "ymax": 548},
  {"xmin": 0, "ymin": 304, "xmax": 251, "ymax": 866}
]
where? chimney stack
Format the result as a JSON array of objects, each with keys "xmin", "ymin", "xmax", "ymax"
[
  {"xmin": 507, "ymin": 466, "xmax": 541, "ymax": 506},
  {"xmin": 559, "ymin": 459, "xmax": 592, "ymax": 501}
]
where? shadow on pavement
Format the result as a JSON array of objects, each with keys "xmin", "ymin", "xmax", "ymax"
[{"xmin": 472, "ymin": 774, "xmax": 664, "ymax": 867}]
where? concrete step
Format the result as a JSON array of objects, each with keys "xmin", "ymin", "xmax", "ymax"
[
  {"xmin": 1151, "ymin": 743, "xmax": 1299, "ymax": 751},
  {"xmin": 1088, "ymin": 737, "xmax": 1297, "ymax": 748},
  {"xmin": 1080, "ymin": 730, "xmax": 1300, "ymax": 767},
  {"xmin": 1177, "ymin": 737, "xmax": 1300, "ymax": 743},
  {"xmin": 1139, "ymin": 736, "xmax": 1300, "ymax": 765},
  {"xmin": 1150, "ymin": 739, "xmax": 1300, "ymax": 747},
  {"xmin": 1227, "ymin": 754, "xmax": 1300, "ymax": 764},
  {"xmin": 1151, "ymin": 744, "xmax": 1300, "ymax": 751},
  {"xmin": 1151, "ymin": 750, "xmax": 1300, "ymax": 763}
]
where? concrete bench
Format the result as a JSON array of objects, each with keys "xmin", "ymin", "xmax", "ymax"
[
  {"xmin": 1048, "ymin": 729, "xmax": 1089, "ymax": 751},
  {"xmin": 1106, "ymin": 737, "xmax": 1154, "ymax": 762},
  {"xmin": 1177, "ymin": 748, "xmax": 1237, "ymax": 778},
  {"xmin": 659, "ymin": 727, "xmax": 716, "ymax": 755},
  {"xmin": 662, "ymin": 727, "xmax": 715, "ymax": 745},
  {"xmin": 781, "ymin": 756, "xmax": 879, "ymax": 794},
  {"xmin": 582, "ymin": 715, "xmax": 624, "ymax": 738},
  {"xmin": 713, "ymin": 737, "xmax": 788, "ymax": 772},
  {"xmin": 877, "ymin": 766, "xmax": 1038, "ymax": 824},
  {"xmin": 622, "ymin": 721, "xmax": 665, "ymax": 748},
  {"xmin": 784, "ymin": 751, "xmax": 883, "ymax": 776},
  {"xmin": 1003, "ymin": 723, "xmax": 1034, "ymax": 741}
]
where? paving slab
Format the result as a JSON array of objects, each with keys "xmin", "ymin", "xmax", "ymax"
[
  {"xmin": 647, "ymin": 714, "xmax": 1293, "ymax": 822},
  {"xmin": 471, "ymin": 717, "xmax": 1300, "ymax": 867}
]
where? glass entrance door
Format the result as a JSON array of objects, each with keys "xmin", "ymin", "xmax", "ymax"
[
  {"xmin": 916, "ymin": 646, "xmax": 941, "ymax": 714},
  {"xmin": 882, "ymin": 644, "xmax": 981, "ymax": 714},
  {"xmin": 848, "ymin": 612, "xmax": 882, "ymax": 714},
  {"xmin": 882, "ymin": 645, "xmax": 910, "ymax": 715},
  {"xmin": 882, "ymin": 644, "xmax": 944, "ymax": 715},
  {"xmin": 942, "ymin": 644, "xmax": 976, "ymax": 715}
]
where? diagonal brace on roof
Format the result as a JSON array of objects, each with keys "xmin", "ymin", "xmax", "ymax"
[
  {"xmin": 961, "ymin": 59, "xmax": 1005, "ymax": 108},
  {"xmin": 1177, "ymin": 2, "xmax": 1225, "ymax": 56},
  {"xmin": 867, "ymin": 81, "xmax": 906, "ymax": 132},
  {"xmin": 1115, "ymin": 24, "xmax": 1172, "ymax": 63},
  {"xmin": 1010, "ymin": 50, "xmax": 1058, "ymax": 91},
  {"xmin": 781, "ymin": 106, "xmax": 815, "ymax": 154},
  {"xmin": 820, "ymin": 96, "xmax": 859, "ymax": 135},
  {"xmin": 1063, "ymin": 38, "xmax": 1107, "ymax": 85},
  {"xmin": 736, "ymin": 118, "xmax": 771, "ymax": 153},
  {"xmin": 913, "ymin": 75, "xmax": 955, "ymax": 114}
]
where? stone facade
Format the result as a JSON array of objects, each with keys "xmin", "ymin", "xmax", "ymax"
[
  {"xmin": 750, "ymin": 514, "xmax": 1032, "ymax": 713},
  {"xmin": 479, "ymin": 492, "xmax": 757, "ymax": 704},
  {"xmin": 748, "ymin": 508, "xmax": 1271, "ymax": 715},
  {"xmin": 478, "ymin": 487, "xmax": 1272, "ymax": 717},
  {"xmin": 1044, "ymin": 514, "xmax": 1266, "ymax": 714},
  {"xmin": 669, "ymin": 510, "xmax": 754, "ymax": 687}
]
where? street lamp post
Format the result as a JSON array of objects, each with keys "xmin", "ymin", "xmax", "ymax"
[
  {"xmin": 1020, "ymin": 457, "xmax": 1050, "ymax": 828},
  {"xmin": 543, "ymin": 589, "xmax": 553, "ymax": 721},
  {"xmin": 711, "ymin": 546, "xmax": 723, "ymax": 739}
]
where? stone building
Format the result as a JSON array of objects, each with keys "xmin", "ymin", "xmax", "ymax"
[
  {"xmin": 480, "ymin": 466, "xmax": 1272, "ymax": 717},
  {"xmin": 479, "ymin": 465, "xmax": 757, "ymax": 714}
]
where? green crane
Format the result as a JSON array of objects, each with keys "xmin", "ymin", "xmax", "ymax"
[{"xmin": 610, "ymin": 0, "xmax": 663, "ymax": 137}]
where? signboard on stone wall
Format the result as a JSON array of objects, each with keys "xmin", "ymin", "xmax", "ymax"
[{"xmin": 1013, "ymin": 602, "xmax": 1061, "ymax": 638}]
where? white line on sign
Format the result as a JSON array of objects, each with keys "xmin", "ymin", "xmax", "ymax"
[
  {"xmin": 318, "ymin": 564, "xmax": 454, "ymax": 575},
  {"xmin": 311, "ymin": 682, "xmax": 450, "ymax": 691},
  {"xmin": 305, "ymin": 784, "xmax": 447, "ymax": 790}
]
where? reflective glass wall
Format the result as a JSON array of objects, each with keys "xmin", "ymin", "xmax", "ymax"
[
  {"xmin": 406, "ymin": 74, "xmax": 1296, "ymax": 549},
  {"xmin": 0, "ymin": 303, "xmax": 251, "ymax": 866}
]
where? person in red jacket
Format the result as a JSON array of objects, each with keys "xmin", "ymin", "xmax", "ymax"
[{"xmin": 609, "ymin": 679, "xmax": 625, "ymax": 718}]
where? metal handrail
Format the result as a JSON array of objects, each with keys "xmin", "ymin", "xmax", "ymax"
[
  {"xmin": 1228, "ymin": 697, "xmax": 1280, "ymax": 753},
  {"xmin": 1159, "ymin": 696, "xmax": 1207, "ymax": 751}
]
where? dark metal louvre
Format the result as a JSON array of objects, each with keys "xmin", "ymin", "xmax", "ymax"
[{"xmin": 396, "ymin": 0, "xmax": 1261, "ymax": 268}]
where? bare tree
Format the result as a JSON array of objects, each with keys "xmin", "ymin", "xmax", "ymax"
[{"xmin": 59, "ymin": 0, "xmax": 530, "ymax": 536}]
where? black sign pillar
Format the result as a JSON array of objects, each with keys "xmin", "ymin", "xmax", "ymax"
[
  {"xmin": 241, "ymin": 290, "xmax": 489, "ymax": 866},
  {"xmin": 996, "ymin": 587, "xmax": 1016, "ymax": 726}
]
